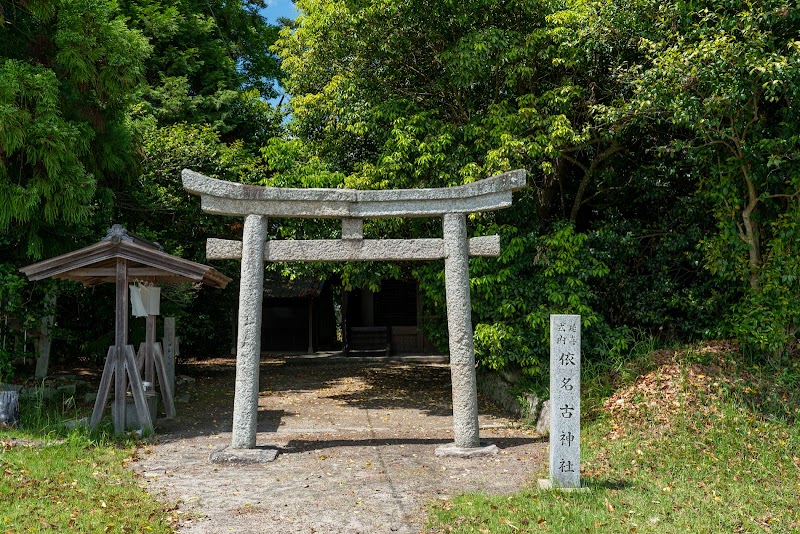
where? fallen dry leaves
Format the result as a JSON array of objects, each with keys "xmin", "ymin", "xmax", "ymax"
[{"xmin": 601, "ymin": 341, "xmax": 743, "ymax": 439}]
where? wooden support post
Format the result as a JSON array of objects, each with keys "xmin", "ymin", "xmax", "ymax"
[
  {"xmin": 113, "ymin": 259, "xmax": 128, "ymax": 434},
  {"xmin": 136, "ymin": 342, "xmax": 146, "ymax": 373},
  {"xmin": 131, "ymin": 316, "xmax": 176, "ymax": 421},
  {"xmin": 90, "ymin": 346, "xmax": 115, "ymax": 429},
  {"xmin": 152, "ymin": 343, "xmax": 176, "ymax": 419},
  {"xmin": 113, "ymin": 345, "xmax": 126, "ymax": 434},
  {"xmin": 144, "ymin": 315, "xmax": 156, "ymax": 385},
  {"xmin": 307, "ymin": 299, "xmax": 314, "ymax": 354},
  {"xmin": 163, "ymin": 317, "xmax": 176, "ymax": 395},
  {"xmin": 125, "ymin": 345, "xmax": 153, "ymax": 434}
]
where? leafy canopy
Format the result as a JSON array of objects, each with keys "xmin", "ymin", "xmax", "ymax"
[{"xmin": 0, "ymin": 0, "xmax": 150, "ymax": 259}]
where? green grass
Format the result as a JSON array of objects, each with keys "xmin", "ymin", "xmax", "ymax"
[
  {"xmin": 427, "ymin": 344, "xmax": 800, "ymax": 533},
  {"xmin": 0, "ymin": 395, "xmax": 176, "ymax": 533}
]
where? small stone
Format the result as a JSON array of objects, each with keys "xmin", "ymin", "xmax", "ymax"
[
  {"xmin": 0, "ymin": 390, "xmax": 20, "ymax": 426},
  {"xmin": 176, "ymin": 375, "xmax": 196, "ymax": 388},
  {"xmin": 57, "ymin": 384, "xmax": 77, "ymax": 396},
  {"xmin": 524, "ymin": 393, "xmax": 541, "ymax": 422},
  {"xmin": 63, "ymin": 417, "xmax": 88, "ymax": 430},
  {"xmin": 21, "ymin": 386, "xmax": 57, "ymax": 400}
]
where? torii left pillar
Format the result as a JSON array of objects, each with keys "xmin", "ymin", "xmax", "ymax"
[{"xmin": 231, "ymin": 214, "xmax": 267, "ymax": 449}]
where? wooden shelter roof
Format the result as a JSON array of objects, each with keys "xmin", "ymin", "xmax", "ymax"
[{"xmin": 20, "ymin": 225, "xmax": 231, "ymax": 288}]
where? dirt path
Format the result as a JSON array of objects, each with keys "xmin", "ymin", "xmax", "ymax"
[{"xmin": 133, "ymin": 357, "xmax": 546, "ymax": 533}]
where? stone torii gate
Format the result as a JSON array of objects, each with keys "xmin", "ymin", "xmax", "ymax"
[{"xmin": 183, "ymin": 168, "xmax": 526, "ymax": 456}]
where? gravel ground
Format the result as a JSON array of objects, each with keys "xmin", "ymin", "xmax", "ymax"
[{"xmin": 132, "ymin": 356, "xmax": 546, "ymax": 533}]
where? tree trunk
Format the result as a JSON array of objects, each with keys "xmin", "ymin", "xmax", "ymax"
[
  {"xmin": 740, "ymin": 165, "xmax": 761, "ymax": 290},
  {"xmin": 536, "ymin": 159, "xmax": 565, "ymax": 222}
]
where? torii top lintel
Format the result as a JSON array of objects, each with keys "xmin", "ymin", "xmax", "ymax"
[{"xmin": 182, "ymin": 168, "xmax": 527, "ymax": 219}]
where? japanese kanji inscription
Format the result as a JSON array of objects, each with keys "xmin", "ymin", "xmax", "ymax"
[{"xmin": 549, "ymin": 314, "xmax": 581, "ymax": 488}]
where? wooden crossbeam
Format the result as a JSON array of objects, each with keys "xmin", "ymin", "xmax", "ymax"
[{"xmin": 65, "ymin": 268, "xmax": 176, "ymax": 277}]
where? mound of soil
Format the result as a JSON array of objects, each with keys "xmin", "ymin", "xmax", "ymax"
[{"xmin": 602, "ymin": 341, "xmax": 743, "ymax": 439}]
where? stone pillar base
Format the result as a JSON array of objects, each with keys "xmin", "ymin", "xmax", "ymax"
[
  {"xmin": 537, "ymin": 479, "xmax": 590, "ymax": 492},
  {"xmin": 210, "ymin": 445, "xmax": 279, "ymax": 464},
  {"xmin": 435, "ymin": 442, "xmax": 499, "ymax": 458}
]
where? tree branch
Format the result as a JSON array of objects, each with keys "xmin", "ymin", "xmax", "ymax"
[{"xmin": 569, "ymin": 141, "xmax": 622, "ymax": 222}]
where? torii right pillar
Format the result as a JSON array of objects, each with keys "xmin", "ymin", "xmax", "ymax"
[{"xmin": 436, "ymin": 212, "xmax": 498, "ymax": 457}]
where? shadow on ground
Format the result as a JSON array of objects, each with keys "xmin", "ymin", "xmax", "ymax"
[
  {"xmin": 278, "ymin": 436, "xmax": 540, "ymax": 454},
  {"xmin": 153, "ymin": 356, "xmax": 513, "ymax": 441}
]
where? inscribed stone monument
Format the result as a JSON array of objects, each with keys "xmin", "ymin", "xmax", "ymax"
[{"xmin": 549, "ymin": 314, "xmax": 581, "ymax": 488}]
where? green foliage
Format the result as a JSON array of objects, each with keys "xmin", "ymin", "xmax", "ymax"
[
  {"xmin": 261, "ymin": 136, "xmax": 346, "ymax": 189},
  {"xmin": 126, "ymin": 120, "xmax": 273, "ymax": 237},
  {"xmin": 4, "ymin": 0, "xmax": 799, "ymax": 374},
  {"xmin": 588, "ymin": 195, "xmax": 731, "ymax": 340},
  {"xmin": 114, "ymin": 121, "xmax": 280, "ymax": 356},
  {"xmin": 417, "ymin": 223, "xmax": 626, "ymax": 380},
  {"xmin": 0, "ymin": 60, "xmax": 93, "ymax": 240},
  {"xmin": 0, "ymin": 264, "xmax": 27, "ymax": 381},
  {"xmin": 274, "ymin": 0, "xmax": 723, "ymax": 376},
  {"xmin": 121, "ymin": 0, "xmax": 282, "ymax": 138},
  {"xmin": 274, "ymin": 0, "xmax": 649, "ymax": 375},
  {"xmin": 0, "ymin": 0, "xmax": 284, "ymax": 366},
  {"xmin": 617, "ymin": 0, "xmax": 800, "ymax": 354},
  {"xmin": 730, "ymin": 207, "xmax": 800, "ymax": 359},
  {"xmin": 99, "ymin": 0, "xmax": 285, "ymax": 360},
  {"xmin": 0, "ymin": 0, "xmax": 150, "ymax": 259},
  {"xmin": 277, "ymin": 0, "xmax": 636, "ymax": 213}
]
